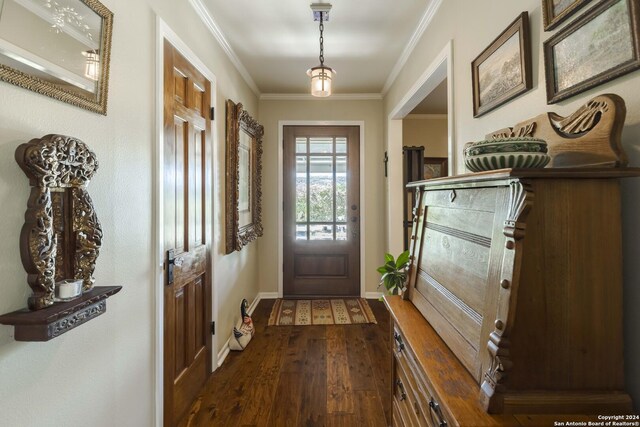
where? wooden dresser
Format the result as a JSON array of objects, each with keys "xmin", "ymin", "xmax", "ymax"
[{"xmin": 384, "ymin": 95, "xmax": 639, "ymax": 426}]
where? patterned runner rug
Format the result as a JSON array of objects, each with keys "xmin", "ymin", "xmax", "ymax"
[{"xmin": 268, "ymin": 298, "xmax": 377, "ymax": 326}]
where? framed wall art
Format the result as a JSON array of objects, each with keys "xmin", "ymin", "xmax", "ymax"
[
  {"xmin": 225, "ymin": 99, "xmax": 264, "ymax": 254},
  {"xmin": 423, "ymin": 157, "xmax": 448, "ymax": 179},
  {"xmin": 543, "ymin": 0, "xmax": 592, "ymax": 31},
  {"xmin": 544, "ymin": 0, "xmax": 640, "ymax": 104},
  {"xmin": 472, "ymin": 12, "xmax": 532, "ymax": 117},
  {"xmin": 0, "ymin": 0, "xmax": 113, "ymax": 114}
]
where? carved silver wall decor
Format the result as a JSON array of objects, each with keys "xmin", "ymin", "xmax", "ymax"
[{"xmin": 16, "ymin": 134, "xmax": 102, "ymax": 310}]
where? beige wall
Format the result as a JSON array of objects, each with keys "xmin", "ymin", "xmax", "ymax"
[
  {"xmin": 0, "ymin": 0, "xmax": 259, "ymax": 425},
  {"xmin": 385, "ymin": 0, "xmax": 640, "ymax": 409},
  {"xmin": 257, "ymin": 99, "xmax": 386, "ymax": 296},
  {"xmin": 402, "ymin": 116, "xmax": 448, "ymax": 157}
]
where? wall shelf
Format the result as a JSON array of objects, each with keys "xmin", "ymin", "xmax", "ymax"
[{"xmin": 0, "ymin": 286, "xmax": 122, "ymax": 342}]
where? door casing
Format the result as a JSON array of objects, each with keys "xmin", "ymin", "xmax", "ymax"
[
  {"xmin": 277, "ymin": 121, "xmax": 366, "ymax": 298},
  {"xmin": 155, "ymin": 18, "xmax": 218, "ymax": 427}
]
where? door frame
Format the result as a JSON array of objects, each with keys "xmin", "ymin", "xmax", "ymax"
[
  {"xmin": 155, "ymin": 17, "xmax": 218, "ymax": 427},
  {"xmin": 386, "ymin": 40, "xmax": 455, "ymax": 256},
  {"xmin": 278, "ymin": 121, "xmax": 366, "ymax": 298}
]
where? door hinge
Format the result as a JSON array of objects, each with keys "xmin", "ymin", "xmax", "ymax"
[
  {"xmin": 210, "ymin": 321, "xmax": 215, "ymax": 335},
  {"xmin": 210, "ymin": 107, "xmax": 215, "ymax": 121}
]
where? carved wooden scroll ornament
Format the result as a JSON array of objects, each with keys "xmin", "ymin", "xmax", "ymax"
[
  {"xmin": 16, "ymin": 134, "xmax": 102, "ymax": 310},
  {"xmin": 488, "ymin": 94, "xmax": 627, "ymax": 168}
]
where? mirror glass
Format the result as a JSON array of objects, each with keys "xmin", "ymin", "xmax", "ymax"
[{"xmin": 0, "ymin": 0, "xmax": 112, "ymax": 114}]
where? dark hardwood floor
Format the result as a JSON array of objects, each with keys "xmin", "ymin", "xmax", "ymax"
[{"xmin": 177, "ymin": 298, "xmax": 391, "ymax": 427}]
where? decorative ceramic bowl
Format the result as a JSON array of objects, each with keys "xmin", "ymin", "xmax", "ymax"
[{"xmin": 464, "ymin": 137, "xmax": 550, "ymax": 172}]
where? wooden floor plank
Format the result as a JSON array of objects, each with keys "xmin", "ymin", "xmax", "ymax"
[
  {"xmin": 178, "ymin": 299, "xmax": 390, "ymax": 427},
  {"xmin": 327, "ymin": 326, "xmax": 355, "ymax": 414},
  {"xmin": 345, "ymin": 325, "xmax": 378, "ymax": 391},
  {"xmin": 299, "ymin": 338, "xmax": 328, "ymax": 427}
]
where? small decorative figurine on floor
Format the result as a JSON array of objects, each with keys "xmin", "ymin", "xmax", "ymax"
[{"xmin": 229, "ymin": 299, "xmax": 254, "ymax": 351}]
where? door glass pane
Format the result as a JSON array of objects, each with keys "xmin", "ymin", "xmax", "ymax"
[
  {"xmin": 310, "ymin": 224, "xmax": 333, "ymax": 240},
  {"xmin": 296, "ymin": 156, "xmax": 307, "ymax": 222},
  {"xmin": 309, "ymin": 137, "xmax": 333, "ymax": 154},
  {"xmin": 336, "ymin": 224, "xmax": 347, "ymax": 241},
  {"xmin": 309, "ymin": 156, "xmax": 334, "ymax": 222},
  {"xmin": 336, "ymin": 137, "xmax": 347, "ymax": 153},
  {"xmin": 296, "ymin": 138, "xmax": 307, "ymax": 153},
  {"xmin": 336, "ymin": 156, "xmax": 347, "ymax": 222},
  {"xmin": 296, "ymin": 224, "xmax": 307, "ymax": 240}
]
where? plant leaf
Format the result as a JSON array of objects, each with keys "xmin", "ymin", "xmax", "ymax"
[
  {"xmin": 396, "ymin": 250, "xmax": 410, "ymax": 268},
  {"xmin": 384, "ymin": 253, "xmax": 394, "ymax": 263},
  {"xmin": 376, "ymin": 266, "xmax": 388, "ymax": 274}
]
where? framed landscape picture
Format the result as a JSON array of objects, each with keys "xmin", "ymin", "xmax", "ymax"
[
  {"xmin": 472, "ymin": 12, "xmax": 532, "ymax": 117},
  {"xmin": 544, "ymin": 0, "xmax": 640, "ymax": 103},
  {"xmin": 424, "ymin": 157, "xmax": 448, "ymax": 179},
  {"xmin": 542, "ymin": 0, "xmax": 592, "ymax": 31}
]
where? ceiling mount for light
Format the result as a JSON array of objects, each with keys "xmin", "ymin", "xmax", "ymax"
[{"xmin": 307, "ymin": 3, "xmax": 335, "ymax": 97}]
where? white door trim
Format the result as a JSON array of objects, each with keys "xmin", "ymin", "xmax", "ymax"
[
  {"xmin": 386, "ymin": 40, "xmax": 455, "ymax": 255},
  {"xmin": 278, "ymin": 121, "xmax": 366, "ymax": 298},
  {"xmin": 155, "ymin": 17, "xmax": 219, "ymax": 427}
]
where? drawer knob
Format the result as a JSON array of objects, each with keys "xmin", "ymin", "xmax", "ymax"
[
  {"xmin": 393, "ymin": 332, "xmax": 405, "ymax": 352},
  {"xmin": 449, "ymin": 190, "xmax": 456, "ymax": 202},
  {"xmin": 495, "ymin": 319, "xmax": 505, "ymax": 330},
  {"xmin": 396, "ymin": 379, "xmax": 407, "ymax": 401},
  {"xmin": 501, "ymin": 279, "xmax": 510, "ymax": 289},
  {"xmin": 429, "ymin": 398, "xmax": 447, "ymax": 427}
]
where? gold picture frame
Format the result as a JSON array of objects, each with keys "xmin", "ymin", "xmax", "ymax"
[
  {"xmin": 225, "ymin": 99, "xmax": 264, "ymax": 254},
  {"xmin": 542, "ymin": 0, "xmax": 592, "ymax": 31},
  {"xmin": 0, "ymin": 0, "xmax": 113, "ymax": 114}
]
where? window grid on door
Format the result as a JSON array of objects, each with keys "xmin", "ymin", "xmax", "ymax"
[{"xmin": 295, "ymin": 136, "xmax": 347, "ymax": 241}]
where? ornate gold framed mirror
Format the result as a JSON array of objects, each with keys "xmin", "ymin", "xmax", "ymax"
[
  {"xmin": 0, "ymin": 0, "xmax": 113, "ymax": 114},
  {"xmin": 225, "ymin": 99, "xmax": 264, "ymax": 254}
]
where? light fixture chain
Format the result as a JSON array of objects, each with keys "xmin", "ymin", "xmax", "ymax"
[{"xmin": 319, "ymin": 13, "xmax": 324, "ymax": 66}]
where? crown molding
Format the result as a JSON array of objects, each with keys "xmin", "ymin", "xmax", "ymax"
[
  {"xmin": 405, "ymin": 113, "xmax": 447, "ymax": 119},
  {"xmin": 381, "ymin": 0, "xmax": 443, "ymax": 95},
  {"xmin": 188, "ymin": 0, "xmax": 261, "ymax": 96},
  {"xmin": 260, "ymin": 93, "xmax": 383, "ymax": 101}
]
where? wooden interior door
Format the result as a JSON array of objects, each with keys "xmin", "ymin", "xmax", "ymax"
[
  {"xmin": 283, "ymin": 126, "xmax": 360, "ymax": 297},
  {"xmin": 163, "ymin": 39, "xmax": 212, "ymax": 426}
]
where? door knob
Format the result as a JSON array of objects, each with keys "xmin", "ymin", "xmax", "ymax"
[{"xmin": 351, "ymin": 205, "xmax": 357, "ymax": 210}]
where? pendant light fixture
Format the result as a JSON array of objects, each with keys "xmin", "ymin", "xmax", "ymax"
[{"xmin": 307, "ymin": 3, "xmax": 335, "ymax": 97}]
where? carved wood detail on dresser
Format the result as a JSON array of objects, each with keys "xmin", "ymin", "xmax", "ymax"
[{"xmin": 385, "ymin": 168, "xmax": 639, "ymax": 426}]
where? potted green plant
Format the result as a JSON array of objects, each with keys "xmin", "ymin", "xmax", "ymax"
[{"xmin": 377, "ymin": 250, "xmax": 410, "ymax": 295}]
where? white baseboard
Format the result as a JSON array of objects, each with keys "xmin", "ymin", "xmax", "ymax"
[
  {"xmin": 365, "ymin": 291, "xmax": 384, "ymax": 299},
  {"xmin": 216, "ymin": 291, "xmax": 276, "ymax": 367},
  {"xmin": 258, "ymin": 292, "xmax": 279, "ymax": 299},
  {"xmin": 217, "ymin": 342, "xmax": 230, "ymax": 367}
]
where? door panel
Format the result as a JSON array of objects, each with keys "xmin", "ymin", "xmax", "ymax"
[
  {"xmin": 283, "ymin": 126, "xmax": 360, "ymax": 297},
  {"xmin": 163, "ymin": 39, "xmax": 212, "ymax": 427}
]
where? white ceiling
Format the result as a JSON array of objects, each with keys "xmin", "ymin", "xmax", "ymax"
[{"xmin": 202, "ymin": 0, "xmax": 437, "ymax": 95}]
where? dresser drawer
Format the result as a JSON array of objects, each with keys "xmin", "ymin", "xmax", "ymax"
[
  {"xmin": 422, "ymin": 187, "xmax": 498, "ymax": 212},
  {"xmin": 394, "ymin": 327, "xmax": 449, "ymax": 427},
  {"xmin": 394, "ymin": 361, "xmax": 423, "ymax": 427}
]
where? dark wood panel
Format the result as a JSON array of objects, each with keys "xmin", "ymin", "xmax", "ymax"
[
  {"xmin": 294, "ymin": 254, "xmax": 347, "ymax": 277},
  {"xmin": 174, "ymin": 288, "xmax": 186, "ymax": 378}
]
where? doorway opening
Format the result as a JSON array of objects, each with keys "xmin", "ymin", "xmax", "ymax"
[
  {"xmin": 282, "ymin": 125, "xmax": 361, "ymax": 298},
  {"xmin": 386, "ymin": 41, "xmax": 455, "ymax": 255}
]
